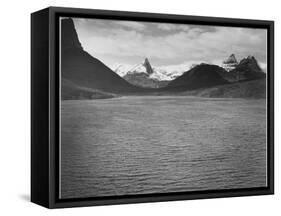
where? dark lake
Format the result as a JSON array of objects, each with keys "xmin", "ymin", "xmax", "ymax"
[{"xmin": 60, "ymin": 96, "xmax": 267, "ymax": 199}]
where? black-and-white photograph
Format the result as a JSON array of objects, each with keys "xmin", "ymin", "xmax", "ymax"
[{"xmin": 60, "ymin": 17, "xmax": 267, "ymax": 199}]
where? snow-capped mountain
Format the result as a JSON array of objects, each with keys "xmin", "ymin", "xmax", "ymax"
[
  {"xmin": 221, "ymin": 54, "xmax": 266, "ymax": 73},
  {"xmin": 112, "ymin": 64, "xmax": 134, "ymax": 77},
  {"xmin": 111, "ymin": 58, "xmax": 192, "ymax": 81},
  {"xmin": 154, "ymin": 63, "xmax": 198, "ymax": 80},
  {"xmin": 219, "ymin": 54, "xmax": 266, "ymax": 82},
  {"xmin": 111, "ymin": 58, "xmax": 188, "ymax": 88},
  {"xmin": 112, "ymin": 59, "xmax": 154, "ymax": 78},
  {"xmin": 221, "ymin": 54, "xmax": 238, "ymax": 72}
]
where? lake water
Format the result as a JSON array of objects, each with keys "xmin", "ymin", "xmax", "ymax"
[{"xmin": 60, "ymin": 96, "xmax": 267, "ymax": 199}]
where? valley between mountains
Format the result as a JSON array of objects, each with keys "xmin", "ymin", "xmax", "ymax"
[{"xmin": 61, "ymin": 18, "xmax": 266, "ymax": 100}]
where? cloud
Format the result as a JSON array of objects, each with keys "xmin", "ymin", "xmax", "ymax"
[
  {"xmin": 157, "ymin": 23, "xmax": 192, "ymax": 32},
  {"xmin": 157, "ymin": 24, "xmax": 176, "ymax": 31},
  {"xmin": 116, "ymin": 21, "xmax": 146, "ymax": 31},
  {"xmin": 259, "ymin": 62, "xmax": 267, "ymax": 72},
  {"xmin": 72, "ymin": 18, "xmax": 267, "ymax": 67}
]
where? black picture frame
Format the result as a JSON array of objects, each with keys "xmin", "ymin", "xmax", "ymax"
[{"xmin": 31, "ymin": 6, "xmax": 274, "ymax": 209}]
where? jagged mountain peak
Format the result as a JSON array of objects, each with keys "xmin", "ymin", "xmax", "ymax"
[
  {"xmin": 143, "ymin": 58, "xmax": 154, "ymax": 75},
  {"xmin": 247, "ymin": 55, "xmax": 256, "ymax": 59},
  {"xmin": 126, "ymin": 58, "xmax": 154, "ymax": 75},
  {"xmin": 243, "ymin": 55, "xmax": 258, "ymax": 63},
  {"xmin": 223, "ymin": 54, "xmax": 238, "ymax": 64},
  {"xmin": 237, "ymin": 55, "xmax": 262, "ymax": 72},
  {"xmin": 239, "ymin": 55, "xmax": 258, "ymax": 65},
  {"xmin": 222, "ymin": 54, "xmax": 238, "ymax": 72}
]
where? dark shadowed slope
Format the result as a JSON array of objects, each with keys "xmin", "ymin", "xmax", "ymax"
[
  {"xmin": 61, "ymin": 78, "xmax": 115, "ymax": 100},
  {"xmin": 182, "ymin": 78, "xmax": 266, "ymax": 98},
  {"xmin": 61, "ymin": 18, "xmax": 145, "ymax": 94},
  {"xmin": 165, "ymin": 64, "xmax": 229, "ymax": 91}
]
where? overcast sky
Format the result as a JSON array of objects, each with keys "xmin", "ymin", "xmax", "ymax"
[{"xmin": 71, "ymin": 17, "xmax": 267, "ymax": 70}]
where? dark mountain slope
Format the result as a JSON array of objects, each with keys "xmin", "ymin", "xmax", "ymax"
[
  {"xmin": 182, "ymin": 78, "xmax": 266, "ymax": 99},
  {"xmin": 165, "ymin": 64, "xmax": 229, "ymax": 91},
  {"xmin": 61, "ymin": 18, "xmax": 145, "ymax": 94},
  {"xmin": 61, "ymin": 78, "xmax": 115, "ymax": 100}
]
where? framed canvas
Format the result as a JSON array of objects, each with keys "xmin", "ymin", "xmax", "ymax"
[{"xmin": 31, "ymin": 6, "xmax": 274, "ymax": 208}]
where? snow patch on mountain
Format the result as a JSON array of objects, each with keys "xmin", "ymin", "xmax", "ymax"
[
  {"xmin": 155, "ymin": 62, "xmax": 201, "ymax": 80},
  {"xmin": 221, "ymin": 54, "xmax": 238, "ymax": 72},
  {"xmin": 111, "ymin": 63, "xmax": 135, "ymax": 77},
  {"xmin": 128, "ymin": 63, "xmax": 148, "ymax": 74}
]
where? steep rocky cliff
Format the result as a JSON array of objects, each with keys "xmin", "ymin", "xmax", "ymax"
[{"xmin": 61, "ymin": 18, "xmax": 145, "ymax": 94}]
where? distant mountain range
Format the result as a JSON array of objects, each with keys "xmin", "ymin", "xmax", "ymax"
[
  {"xmin": 112, "ymin": 58, "xmax": 187, "ymax": 88},
  {"xmin": 112, "ymin": 53, "xmax": 265, "ymax": 89},
  {"xmin": 61, "ymin": 18, "xmax": 266, "ymax": 99},
  {"xmin": 112, "ymin": 59, "xmax": 188, "ymax": 81},
  {"xmin": 219, "ymin": 54, "xmax": 266, "ymax": 82}
]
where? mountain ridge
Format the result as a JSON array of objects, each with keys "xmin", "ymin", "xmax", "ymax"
[
  {"xmin": 113, "ymin": 59, "xmax": 187, "ymax": 81},
  {"xmin": 165, "ymin": 64, "xmax": 229, "ymax": 91}
]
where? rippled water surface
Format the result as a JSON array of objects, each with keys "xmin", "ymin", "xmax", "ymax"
[{"xmin": 60, "ymin": 96, "xmax": 267, "ymax": 199}]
